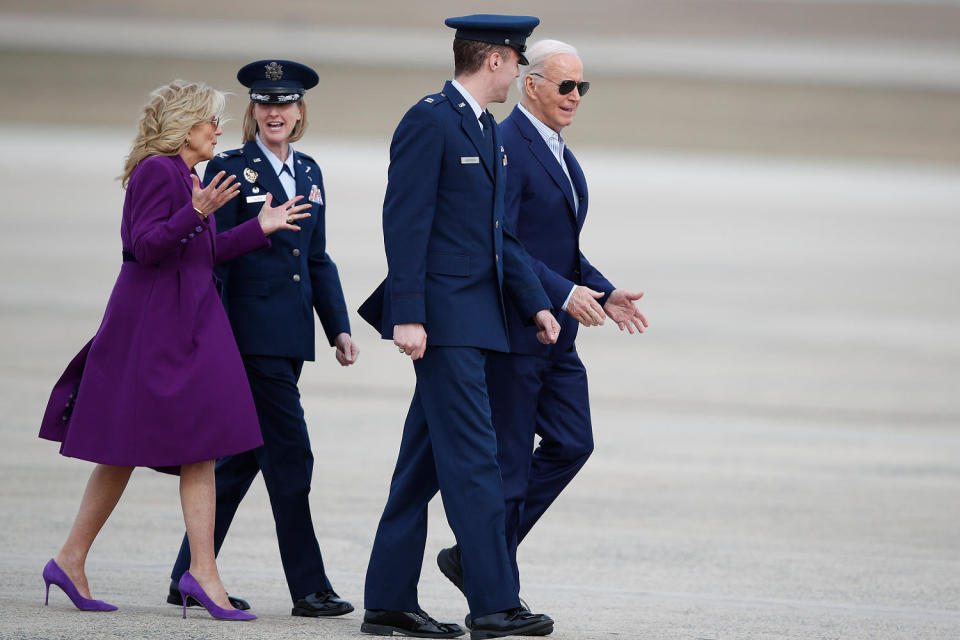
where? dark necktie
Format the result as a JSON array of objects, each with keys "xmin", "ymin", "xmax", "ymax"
[
  {"xmin": 479, "ymin": 111, "xmax": 492, "ymax": 139},
  {"xmin": 280, "ymin": 164, "xmax": 293, "ymax": 177},
  {"xmin": 479, "ymin": 111, "xmax": 495, "ymax": 163}
]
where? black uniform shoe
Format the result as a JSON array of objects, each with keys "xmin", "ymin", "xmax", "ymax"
[
  {"xmin": 464, "ymin": 599, "xmax": 531, "ymax": 627},
  {"xmin": 469, "ymin": 607, "xmax": 553, "ymax": 639},
  {"xmin": 437, "ymin": 545, "xmax": 465, "ymax": 594},
  {"xmin": 361, "ymin": 608, "xmax": 465, "ymax": 638},
  {"xmin": 292, "ymin": 589, "xmax": 354, "ymax": 617},
  {"xmin": 166, "ymin": 579, "xmax": 251, "ymax": 610}
]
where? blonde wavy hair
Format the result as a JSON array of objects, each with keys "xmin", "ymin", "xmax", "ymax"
[
  {"xmin": 121, "ymin": 80, "xmax": 226, "ymax": 187},
  {"xmin": 241, "ymin": 98, "xmax": 308, "ymax": 144}
]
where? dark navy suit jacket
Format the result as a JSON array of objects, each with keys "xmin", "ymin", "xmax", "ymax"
[
  {"xmin": 500, "ymin": 105, "xmax": 614, "ymax": 355},
  {"xmin": 359, "ymin": 82, "xmax": 549, "ymax": 349},
  {"xmin": 206, "ymin": 141, "xmax": 350, "ymax": 361}
]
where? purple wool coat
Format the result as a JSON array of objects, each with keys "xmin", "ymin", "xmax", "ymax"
[{"xmin": 39, "ymin": 154, "xmax": 267, "ymax": 473}]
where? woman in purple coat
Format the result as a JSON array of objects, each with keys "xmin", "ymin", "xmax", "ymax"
[{"xmin": 38, "ymin": 80, "xmax": 311, "ymax": 621}]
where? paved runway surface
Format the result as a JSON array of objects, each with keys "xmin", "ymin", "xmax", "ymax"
[{"xmin": 0, "ymin": 126, "xmax": 958, "ymax": 639}]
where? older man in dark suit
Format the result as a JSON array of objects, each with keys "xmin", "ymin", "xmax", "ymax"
[{"xmin": 436, "ymin": 39, "xmax": 648, "ymax": 598}]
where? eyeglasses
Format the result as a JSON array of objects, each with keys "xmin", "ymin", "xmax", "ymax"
[
  {"xmin": 203, "ymin": 116, "xmax": 221, "ymax": 128},
  {"xmin": 530, "ymin": 72, "xmax": 590, "ymax": 97}
]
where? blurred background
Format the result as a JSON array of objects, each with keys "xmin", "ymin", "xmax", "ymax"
[{"xmin": 1, "ymin": 2, "xmax": 959, "ymax": 639}]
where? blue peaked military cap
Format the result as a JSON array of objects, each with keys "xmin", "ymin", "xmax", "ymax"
[
  {"xmin": 445, "ymin": 14, "xmax": 540, "ymax": 65},
  {"xmin": 237, "ymin": 59, "xmax": 319, "ymax": 104}
]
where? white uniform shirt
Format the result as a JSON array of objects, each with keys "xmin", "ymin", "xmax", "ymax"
[{"xmin": 255, "ymin": 133, "xmax": 296, "ymax": 201}]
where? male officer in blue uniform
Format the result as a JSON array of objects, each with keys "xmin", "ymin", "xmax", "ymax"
[
  {"xmin": 166, "ymin": 59, "xmax": 357, "ymax": 618},
  {"xmin": 357, "ymin": 15, "xmax": 561, "ymax": 640},
  {"xmin": 435, "ymin": 39, "xmax": 648, "ymax": 602}
]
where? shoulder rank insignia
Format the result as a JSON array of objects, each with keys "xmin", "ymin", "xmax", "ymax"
[
  {"xmin": 243, "ymin": 167, "xmax": 258, "ymax": 183},
  {"xmin": 217, "ymin": 152, "xmax": 228, "ymax": 159},
  {"xmin": 458, "ymin": 102, "xmax": 466, "ymax": 108},
  {"xmin": 424, "ymin": 97, "xmax": 434, "ymax": 103}
]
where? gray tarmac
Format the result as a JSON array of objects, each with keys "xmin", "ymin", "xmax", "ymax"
[{"xmin": 1, "ymin": 127, "xmax": 958, "ymax": 639}]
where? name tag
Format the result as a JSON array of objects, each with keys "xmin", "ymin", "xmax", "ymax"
[
  {"xmin": 246, "ymin": 195, "xmax": 267, "ymax": 203},
  {"xmin": 460, "ymin": 156, "xmax": 480, "ymax": 165}
]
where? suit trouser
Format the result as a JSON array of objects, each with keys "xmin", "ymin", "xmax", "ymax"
[
  {"xmin": 485, "ymin": 347, "xmax": 594, "ymax": 587},
  {"xmin": 364, "ymin": 346, "xmax": 519, "ymax": 618},
  {"xmin": 171, "ymin": 355, "xmax": 332, "ymax": 602}
]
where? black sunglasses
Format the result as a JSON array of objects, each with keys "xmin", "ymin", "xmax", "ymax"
[{"xmin": 530, "ymin": 72, "xmax": 590, "ymax": 97}]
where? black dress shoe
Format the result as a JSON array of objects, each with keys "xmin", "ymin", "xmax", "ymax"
[
  {"xmin": 361, "ymin": 608, "xmax": 465, "ymax": 638},
  {"xmin": 464, "ymin": 599, "xmax": 531, "ymax": 627},
  {"xmin": 166, "ymin": 579, "xmax": 250, "ymax": 610},
  {"xmin": 437, "ymin": 545, "xmax": 465, "ymax": 594},
  {"xmin": 469, "ymin": 607, "xmax": 553, "ymax": 639},
  {"xmin": 292, "ymin": 589, "xmax": 354, "ymax": 617}
]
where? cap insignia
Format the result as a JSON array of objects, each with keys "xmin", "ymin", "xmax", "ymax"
[{"xmin": 265, "ymin": 61, "xmax": 283, "ymax": 81}]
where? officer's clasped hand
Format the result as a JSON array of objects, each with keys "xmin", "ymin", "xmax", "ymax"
[{"xmin": 533, "ymin": 310, "xmax": 561, "ymax": 345}]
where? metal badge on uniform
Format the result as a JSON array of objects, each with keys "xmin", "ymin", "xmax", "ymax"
[
  {"xmin": 461, "ymin": 156, "xmax": 480, "ymax": 165},
  {"xmin": 252, "ymin": 187, "xmax": 260, "ymax": 193},
  {"xmin": 309, "ymin": 184, "xmax": 323, "ymax": 204},
  {"xmin": 502, "ymin": 153, "xmax": 508, "ymax": 166},
  {"xmin": 243, "ymin": 168, "xmax": 258, "ymax": 183},
  {"xmin": 246, "ymin": 195, "xmax": 268, "ymax": 203}
]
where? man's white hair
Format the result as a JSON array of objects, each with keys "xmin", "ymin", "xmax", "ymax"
[{"xmin": 517, "ymin": 39, "xmax": 580, "ymax": 94}]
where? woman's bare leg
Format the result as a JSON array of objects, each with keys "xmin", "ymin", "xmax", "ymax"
[
  {"xmin": 180, "ymin": 459, "xmax": 232, "ymax": 609},
  {"xmin": 54, "ymin": 464, "xmax": 134, "ymax": 598}
]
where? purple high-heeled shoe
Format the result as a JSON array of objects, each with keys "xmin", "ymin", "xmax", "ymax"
[
  {"xmin": 42, "ymin": 559, "xmax": 117, "ymax": 611},
  {"xmin": 178, "ymin": 571, "xmax": 256, "ymax": 621}
]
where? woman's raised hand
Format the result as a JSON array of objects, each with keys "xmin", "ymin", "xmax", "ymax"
[
  {"xmin": 191, "ymin": 171, "xmax": 240, "ymax": 218},
  {"xmin": 257, "ymin": 193, "xmax": 311, "ymax": 236}
]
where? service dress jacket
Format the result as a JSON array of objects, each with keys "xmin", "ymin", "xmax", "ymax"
[
  {"xmin": 206, "ymin": 142, "xmax": 350, "ymax": 361},
  {"xmin": 500, "ymin": 105, "xmax": 615, "ymax": 355},
  {"xmin": 359, "ymin": 81, "xmax": 549, "ymax": 349},
  {"xmin": 39, "ymin": 155, "xmax": 266, "ymax": 473}
]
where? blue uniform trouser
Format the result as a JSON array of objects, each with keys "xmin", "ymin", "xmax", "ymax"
[
  {"xmin": 485, "ymin": 347, "xmax": 594, "ymax": 588},
  {"xmin": 364, "ymin": 346, "xmax": 520, "ymax": 618},
  {"xmin": 171, "ymin": 355, "xmax": 332, "ymax": 602}
]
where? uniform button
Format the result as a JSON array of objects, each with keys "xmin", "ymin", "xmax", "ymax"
[
  {"xmin": 292, "ymin": 274, "xmax": 301, "ymax": 283},
  {"xmin": 292, "ymin": 248, "xmax": 301, "ymax": 257},
  {"xmin": 495, "ymin": 254, "xmax": 499, "ymax": 262},
  {"xmin": 495, "ymin": 220, "xmax": 500, "ymax": 228},
  {"xmin": 195, "ymin": 226, "xmax": 203, "ymax": 232},
  {"xmin": 188, "ymin": 233, "xmax": 195, "ymax": 239},
  {"xmin": 180, "ymin": 238, "xmax": 188, "ymax": 243}
]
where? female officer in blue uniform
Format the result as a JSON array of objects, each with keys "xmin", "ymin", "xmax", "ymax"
[{"xmin": 166, "ymin": 59, "xmax": 358, "ymax": 618}]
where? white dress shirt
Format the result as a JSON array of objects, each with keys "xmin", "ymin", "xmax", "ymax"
[{"xmin": 516, "ymin": 104, "xmax": 580, "ymax": 311}]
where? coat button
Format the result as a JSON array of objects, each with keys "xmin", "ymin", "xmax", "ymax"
[
  {"xmin": 292, "ymin": 274, "xmax": 301, "ymax": 283},
  {"xmin": 195, "ymin": 226, "xmax": 203, "ymax": 232},
  {"xmin": 495, "ymin": 220, "xmax": 500, "ymax": 228},
  {"xmin": 495, "ymin": 254, "xmax": 499, "ymax": 262},
  {"xmin": 292, "ymin": 248, "xmax": 301, "ymax": 257},
  {"xmin": 188, "ymin": 233, "xmax": 195, "ymax": 239},
  {"xmin": 180, "ymin": 238, "xmax": 188, "ymax": 243}
]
